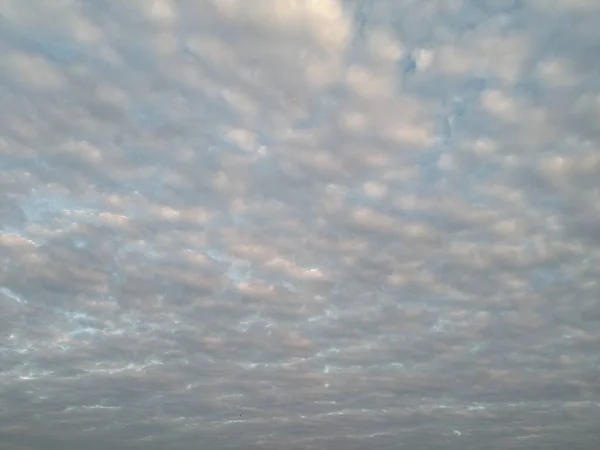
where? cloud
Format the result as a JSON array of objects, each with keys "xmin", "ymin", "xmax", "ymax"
[{"xmin": 1, "ymin": 0, "xmax": 599, "ymax": 449}]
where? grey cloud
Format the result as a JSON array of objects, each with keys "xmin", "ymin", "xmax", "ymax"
[{"xmin": 1, "ymin": 0, "xmax": 600, "ymax": 449}]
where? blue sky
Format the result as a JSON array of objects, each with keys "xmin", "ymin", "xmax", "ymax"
[{"xmin": 1, "ymin": 1, "xmax": 599, "ymax": 449}]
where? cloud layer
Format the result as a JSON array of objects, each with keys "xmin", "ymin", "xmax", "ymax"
[{"xmin": 1, "ymin": 0, "xmax": 599, "ymax": 449}]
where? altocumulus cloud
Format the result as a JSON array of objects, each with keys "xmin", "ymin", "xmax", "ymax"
[{"xmin": 1, "ymin": 1, "xmax": 599, "ymax": 449}]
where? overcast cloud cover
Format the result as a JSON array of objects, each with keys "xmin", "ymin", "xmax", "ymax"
[{"xmin": 1, "ymin": 0, "xmax": 600, "ymax": 449}]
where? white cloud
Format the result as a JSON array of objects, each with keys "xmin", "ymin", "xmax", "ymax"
[
  {"xmin": 4, "ymin": 52, "xmax": 66, "ymax": 90},
  {"xmin": 1, "ymin": 0, "xmax": 600, "ymax": 448}
]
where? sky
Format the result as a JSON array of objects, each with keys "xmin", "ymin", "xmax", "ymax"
[{"xmin": 1, "ymin": 0, "xmax": 599, "ymax": 449}]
